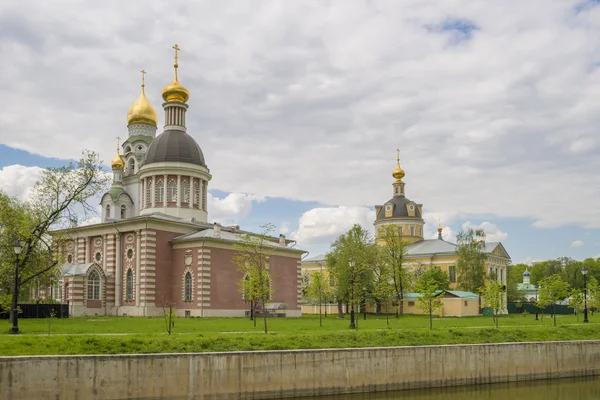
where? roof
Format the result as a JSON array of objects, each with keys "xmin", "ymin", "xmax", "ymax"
[
  {"xmin": 171, "ymin": 228, "xmax": 304, "ymax": 253},
  {"xmin": 143, "ymin": 129, "xmax": 206, "ymax": 166},
  {"xmin": 404, "ymin": 290, "xmax": 479, "ymax": 299},
  {"xmin": 102, "ymin": 187, "xmax": 132, "ymax": 202},
  {"xmin": 123, "ymin": 135, "xmax": 154, "ymax": 146},
  {"xmin": 517, "ymin": 282, "xmax": 537, "ymax": 291},
  {"xmin": 302, "ymin": 254, "xmax": 327, "ymax": 263},
  {"xmin": 406, "ymin": 239, "xmax": 457, "ymax": 256},
  {"xmin": 60, "ymin": 263, "xmax": 109, "ymax": 277},
  {"xmin": 375, "ymin": 196, "xmax": 422, "ymax": 220}
]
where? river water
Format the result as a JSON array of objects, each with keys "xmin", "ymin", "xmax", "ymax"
[{"xmin": 302, "ymin": 377, "xmax": 600, "ymax": 400}]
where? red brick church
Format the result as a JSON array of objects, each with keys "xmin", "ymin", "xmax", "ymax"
[{"xmin": 54, "ymin": 47, "xmax": 304, "ymax": 317}]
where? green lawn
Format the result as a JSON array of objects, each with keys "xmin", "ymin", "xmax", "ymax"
[{"xmin": 0, "ymin": 313, "xmax": 598, "ymax": 356}]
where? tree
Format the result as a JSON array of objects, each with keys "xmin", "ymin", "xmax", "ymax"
[
  {"xmin": 306, "ymin": 271, "xmax": 329, "ymax": 327},
  {"xmin": 586, "ymin": 276, "xmax": 600, "ymax": 316},
  {"xmin": 507, "ymin": 263, "xmax": 527, "ymax": 302},
  {"xmin": 569, "ymin": 289, "xmax": 584, "ymax": 322},
  {"xmin": 455, "ymin": 228, "xmax": 487, "ymax": 294},
  {"xmin": 0, "ymin": 151, "xmax": 109, "ymax": 327},
  {"xmin": 481, "ymin": 280, "xmax": 505, "ymax": 328},
  {"xmin": 326, "ymin": 224, "xmax": 377, "ymax": 329},
  {"xmin": 416, "ymin": 277, "xmax": 443, "ymax": 329},
  {"xmin": 234, "ymin": 223, "xmax": 276, "ymax": 334},
  {"xmin": 537, "ymin": 274, "xmax": 571, "ymax": 326},
  {"xmin": 419, "ymin": 268, "xmax": 450, "ymax": 291},
  {"xmin": 377, "ymin": 225, "xmax": 409, "ymax": 317},
  {"xmin": 371, "ymin": 252, "xmax": 394, "ymax": 327}
]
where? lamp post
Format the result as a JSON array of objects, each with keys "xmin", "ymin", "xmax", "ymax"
[
  {"xmin": 349, "ymin": 259, "xmax": 356, "ymax": 329},
  {"xmin": 582, "ymin": 266, "xmax": 589, "ymax": 323},
  {"xmin": 362, "ymin": 285, "xmax": 367, "ymax": 320},
  {"xmin": 11, "ymin": 240, "xmax": 23, "ymax": 334},
  {"xmin": 535, "ymin": 285, "xmax": 539, "ymax": 321}
]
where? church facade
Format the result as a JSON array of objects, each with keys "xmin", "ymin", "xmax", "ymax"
[{"xmin": 54, "ymin": 47, "xmax": 304, "ymax": 317}]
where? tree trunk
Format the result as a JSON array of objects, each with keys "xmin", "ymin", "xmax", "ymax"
[
  {"xmin": 429, "ymin": 302, "xmax": 433, "ymax": 330},
  {"xmin": 262, "ymin": 299, "xmax": 268, "ymax": 334},
  {"xmin": 553, "ymin": 303, "xmax": 557, "ymax": 326},
  {"xmin": 319, "ymin": 296, "xmax": 322, "ymax": 327},
  {"xmin": 337, "ymin": 300, "xmax": 344, "ymax": 318}
]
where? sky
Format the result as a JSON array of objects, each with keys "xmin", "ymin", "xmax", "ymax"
[{"xmin": 1, "ymin": 0, "xmax": 599, "ymax": 264}]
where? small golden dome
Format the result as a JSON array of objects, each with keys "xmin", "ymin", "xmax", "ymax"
[
  {"xmin": 392, "ymin": 164, "xmax": 405, "ymax": 182},
  {"xmin": 127, "ymin": 86, "xmax": 158, "ymax": 126},
  {"xmin": 438, "ymin": 224, "xmax": 443, "ymax": 232},
  {"xmin": 162, "ymin": 44, "xmax": 190, "ymax": 103},
  {"xmin": 161, "ymin": 78, "xmax": 190, "ymax": 103},
  {"xmin": 111, "ymin": 152, "xmax": 125, "ymax": 170}
]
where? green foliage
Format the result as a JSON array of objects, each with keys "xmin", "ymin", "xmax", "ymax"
[
  {"xmin": 306, "ymin": 271, "xmax": 330, "ymax": 326},
  {"xmin": 0, "ymin": 150, "xmax": 109, "ymax": 322},
  {"xmin": 537, "ymin": 274, "xmax": 571, "ymax": 326},
  {"xmin": 163, "ymin": 305, "xmax": 176, "ymax": 335},
  {"xmin": 326, "ymin": 224, "xmax": 378, "ymax": 321},
  {"xmin": 455, "ymin": 228, "xmax": 487, "ymax": 294},
  {"xmin": 377, "ymin": 225, "xmax": 409, "ymax": 315},
  {"xmin": 569, "ymin": 289, "xmax": 584, "ymax": 322},
  {"xmin": 481, "ymin": 280, "xmax": 505, "ymax": 328},
  {"xmin": 507, "ymin": 263, "xmax": 527, "ymax": 302},
  {"xmin": 233, "ymin": 223, "xmax": 276, "ymax": 334},
  {"xmin": 416, "ymin": 278, "xmax": 443, "ymax": 329},
  {"xmin": 587, "ymin": 277, "xmax": 600, "ymax": 311},
  {"xmin": 419, "ymin": 268, "xmax": 450, "ymax": 291}
]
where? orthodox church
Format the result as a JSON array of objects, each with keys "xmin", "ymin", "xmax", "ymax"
[
  {"xmin": 302, "ymin": 152, "xmax": 511, "ymax": 316},
  {"xmin": 56, "ymin": 46, "xmax": 304, "ymax": 317}
]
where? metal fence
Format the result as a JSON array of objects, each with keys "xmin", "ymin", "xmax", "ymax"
[
  {"xmin": 507, "ymin": 302, "xmax": 574, "ymax": 315},
  {"xmin": 0, "ymin": 303, "xmax": 69, "ymax": 319}
]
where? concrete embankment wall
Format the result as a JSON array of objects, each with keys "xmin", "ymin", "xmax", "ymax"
[{"xmin": 2, "ymin": 341, "xmax": 600, "ymax": 400}]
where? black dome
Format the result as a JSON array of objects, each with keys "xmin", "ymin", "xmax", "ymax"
[
  {"xmin": 376, "ymin": 196, "xmax": 422, "ymax": 220},
  {"xmin": 143, "ymin": 130, "xmax": 206, "ymax": 166}
]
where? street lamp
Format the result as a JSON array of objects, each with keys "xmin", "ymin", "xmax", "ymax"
[
  {"xmin": 12, "ymin": 240, "xmax": 23, "ymax": 334},
  {"xmin": 582, "ymin": 266, "xmax": 589, "ymax": 323},
  {"xmin": 362, "ymin": 285, "xmax": 367, "ymax": 320},
  {"xmin": 348, "ymin": 259, "xmax": 356, "ymax": 329},
  {"xmin": 535, "ymin": 285, "xmax": 539, "ymax": 321}
]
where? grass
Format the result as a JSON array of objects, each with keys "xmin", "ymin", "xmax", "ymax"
[{"xmin": 1, "ymin": 313, "xmax": 599, "ymax": 356}]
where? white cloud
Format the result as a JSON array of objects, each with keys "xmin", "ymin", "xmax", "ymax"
[
  {"xmin": 571, "ymin": 240, "xmax": 584, "ymax": 247},
  {"xmin": 462, "ymin": 221, "xmax": 508, "ymax": 242},
  {"xmin": 1, "ymin": 1, "xmax": 600, "ymax": 232},
  {"xmin": 290, "ymin": 206, "xmax": 376, "ymax": 246},
  {"xmin": 0, "ymin": 165, "xmax": 44, "ymax": 200},
  {"xmin": 207, "ymin": 192, "xmax": 265, "ymax": 225}
]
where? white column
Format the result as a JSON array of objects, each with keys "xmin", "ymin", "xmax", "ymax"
[
  {"xmin": 189, "ymin": 177, "xmax": 193, "ymax": 208},
  {"xmin": 177, "ymin": 175, "xmax": 181, "ymax": 207},
  {"xmin": 151, "ymin": 176, "xmax": 156, "ymax": 208},
  {"xmin": 135, "ymin": 230, "xmax": 141, "ymax": 307},
  {"xmin": 140, "ymin": 178, "xmax": 145, "ymax": 212},
  {"xmin": 115, "ymin": 233, "xmax": 122, "ymax": 307},
  {"xmin": 163, "ymin": 174, "xmax": 167, "ymax": 206},
  {"xmin": 102, "ymin": 235, "xmax": 107, "ymax": 271}
]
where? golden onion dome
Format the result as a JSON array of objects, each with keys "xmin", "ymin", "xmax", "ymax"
[
  {"xmin": 111, "ymin": 137, "xmax": 125, "ymax": 170},
  {"xmin": 161, "ymin": 77, "xmax": 190, "ymax": 103},
  {"xmin": 111, "ymin": 152, "xmax": 125, "ymax": 170},
  {"xmin": 162, "ymin": 44, "xmax": 190, "ymax": 103},
  {"xmin": 392, "ymin": 164, "xmax": 405, "ymax": 182},
  {"xmin": 127, "ymin": 86, "xmax": 158, "ymax": 126}
]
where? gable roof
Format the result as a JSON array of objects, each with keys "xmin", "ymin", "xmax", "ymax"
[
  {"xmin": 302, "ymin": 254, "xmax": 327, "ymax": 264},
  {"xmin": 171, "ymin": 228, "xmax": 305, "ymax": 254},
  {"xmin": 405, "ymin": 239, "xmax": 458, "ymax": 256},
  {"xmin": 60, "ymin": 263, "xmax": 109, "ymax": 277}
]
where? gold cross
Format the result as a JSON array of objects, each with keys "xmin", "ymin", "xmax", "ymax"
[
  {"xmin": 140, "ymin": 69, "xmax": 146, "ymax": 87},
  {"xmin": 396, "ymin": 148, "xmax": 401, "ymax": 164},
  {"xmin": 173, "ymin": 44, "xmax": 180, "ymax": 65},
  {"xmin": 116, "ymin": 136, "xmax": 121, "ymax": 152}
]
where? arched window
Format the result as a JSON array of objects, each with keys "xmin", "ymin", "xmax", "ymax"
[
  {"xmin": 181, "ymin": 179, "xmax": 189, "ymax": 203},
  {"xmin": 105, "ymin": 204, "xmax": 111, "ymax": 218},
  {"xmin": 156, "ymin": 178, "xmax": 164, "ymax": 203},
  {"xmin": 128, "ymin": 158, "xmax": 135, "ymax": 173},
  {"xmin": 120, "ymin": 205, "xmax": 126, "ymax": 219},
  {"xmin": 125, "ymin": 146, "xmax": 131, "ymax": 153},
  {"xmin": 87, "ymin": 270, "xmax": 100, "ymax": 300},
  {"xmin": 126, "ymin": 269, "xmax": 134, "ymax": 301},
  {"xmin": 184, "ymin": 272, "xmax": 192, "ymax": 301},
  {"xmin": 167, "ymin": 179, "xmax": 177, "ymax": 202}
]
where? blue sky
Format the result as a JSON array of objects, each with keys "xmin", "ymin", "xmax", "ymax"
[{"xmin": 1, "ymin": 0, "xmax": 599, "ymax": 264}]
